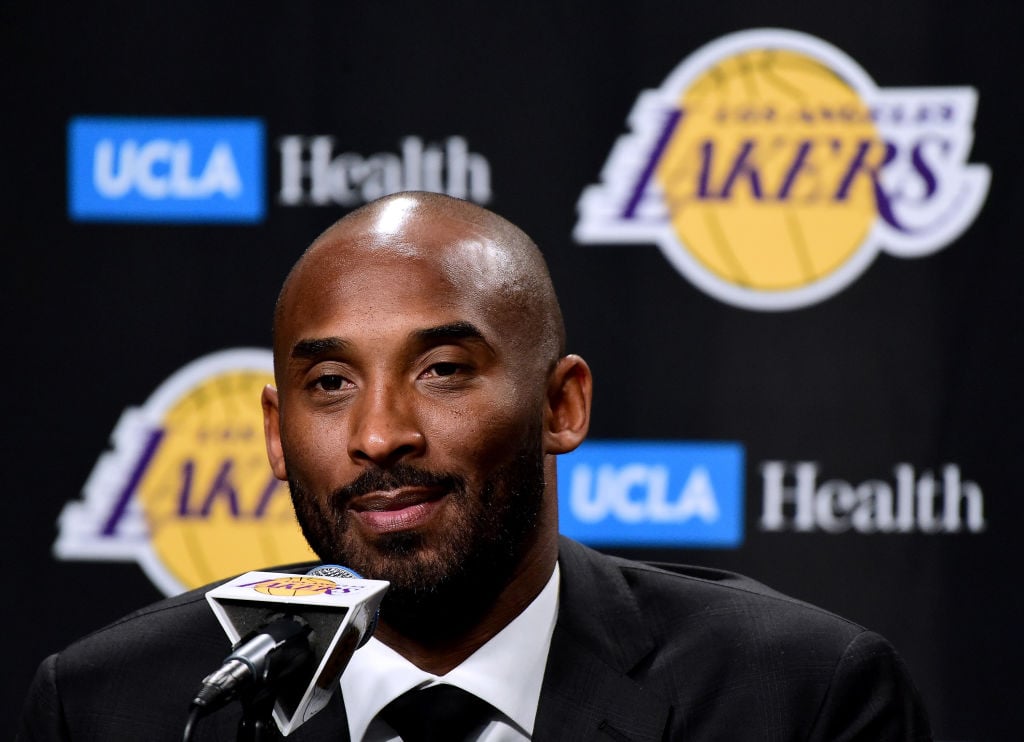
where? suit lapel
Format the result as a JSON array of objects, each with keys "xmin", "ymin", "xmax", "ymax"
[{"xmin": 533, "ymin": 538, "xmax": 672, "ymax": 741}]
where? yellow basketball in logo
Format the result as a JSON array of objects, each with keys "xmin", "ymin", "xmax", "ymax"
[
  {"xmin": 251, "ymin": 577, "xmax": 338, "ymax": 597},
  {"xmin": 134, "ymin": 368, "xmax": 315, "ymax": 590},
  {"xmin": 656, "ymin": 48, "xmax": 884, "ymax": 291}
]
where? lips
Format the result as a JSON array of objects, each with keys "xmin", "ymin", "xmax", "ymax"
[{"xmin": 348, "ymin": 487, "xmax": 448, "ymax": 534}]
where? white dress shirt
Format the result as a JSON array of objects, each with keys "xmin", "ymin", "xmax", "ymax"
[{"xmin": 340, "ymin": 564, "xmax": 560, "ymax": 742}]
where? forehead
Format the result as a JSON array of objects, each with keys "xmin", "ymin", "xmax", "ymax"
[{"xmin": 277, "ymin": 213, "xmax": 515, "ymax": 348}]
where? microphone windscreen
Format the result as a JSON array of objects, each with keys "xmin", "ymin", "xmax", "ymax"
[{"xmin": 306, "ymin": 564, "xmax": 364, "ymax": 580}]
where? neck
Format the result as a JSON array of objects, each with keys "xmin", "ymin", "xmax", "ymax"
[{"xmin": 374, "ymin": 530, "xmax": 558, "ymax": 675}]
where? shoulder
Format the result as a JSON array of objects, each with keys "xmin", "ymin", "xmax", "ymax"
[
  {"xmin": 16, "ymin": 585, "xmax": 226, "ymax": 740},
  {"xmin": 625, "ymin": 554, "xmax": 865, "ymax": 642},
  {"xmin": 53, "ymin": 560, "xmax": 320, "ymax": 668},
  {"xmin": 554, "ymin": 537, "xmax": 932, "ymax": 739},
  {"xmin": 17, "ymin": 562, "xmax": 320, "ymax": 741},
  {"xmin": 54, "ymin": 577, "xmax": 241, "ymax": 670},
  {"xmin": 558, "ymin": 535, "xmax": 865, "ymax": 649}
]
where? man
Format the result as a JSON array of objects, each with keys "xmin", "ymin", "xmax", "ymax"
[{"xmin": 18, "ymin": 192, "xmax": 932, "ymax": 740}]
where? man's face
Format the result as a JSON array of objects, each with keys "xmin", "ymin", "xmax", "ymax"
[{"xmin": 266, "ymin": 214, "xmax": 552, "ymax": 618}]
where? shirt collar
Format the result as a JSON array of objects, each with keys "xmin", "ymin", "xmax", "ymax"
[{"xmin": 341, "ymin": 564, "xmax": 560, "ymax": 741}]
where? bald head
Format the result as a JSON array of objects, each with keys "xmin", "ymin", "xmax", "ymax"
[{"xmin": 273, "ymin": 192, "xmax": 566, "ymax": 382}]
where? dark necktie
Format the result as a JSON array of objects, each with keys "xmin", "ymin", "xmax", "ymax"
[{"xmin": 378, "ymin": 684, "xmax": 494, "ymax": 742}]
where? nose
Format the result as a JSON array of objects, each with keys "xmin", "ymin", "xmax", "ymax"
[{"xmin": 347, "ymin": 381, "xmax": 425, "ymax": 467}]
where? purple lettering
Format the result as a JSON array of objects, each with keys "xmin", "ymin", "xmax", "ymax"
[
  {"xmin": 198, "ymin": 460, "xmax": 240, "ymax": 517},
  {"xmin": 834, "ymin": 139, "xmax": 896, "ymax": 200},
  {"xmin": 101, "ymin": 428, "xmax": 165, "ymax": 536},
  {"xmin": 253, "ymin": 475, "xmax": 287, "ymax": 518},
  {"xmin": 236, "ymin": 578, "xmax": 276, "ymax": 588},
  {"xmin": 776, "ymin": 141, "xmax": 814, "ymax": 200},
  {"xmin": 177, "ymin": 460, "xmax": 196, "ymax": 516},
  {"xmin": 623, "ymin": 108, "xmax": 683, "ymax": 218},
  {"xmin": 697, "ymin": 140, "xmax": 714, "ymax": 199},
  {"xmin": 835, "ymin": 139, "xmax": 926, "ymax": 232},
  {"xmin": 874, "ymin": 136, "xmax": 948, "ymax": 233},
  {"xmin": 910, "ymin": 136, "xmax": 945, "ymax": 200},
  {"xmin": 719, "ymin": 140, "xmax": 763, "ymax": 199}
]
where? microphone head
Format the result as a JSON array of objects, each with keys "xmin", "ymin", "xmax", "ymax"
[{"xmin": 306, "ymin": 564, "xmax": 364, "ymax": 580}]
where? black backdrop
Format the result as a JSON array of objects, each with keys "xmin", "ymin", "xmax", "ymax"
[{"xmin": 6, "ymin": 3, "xmax": 1022, "ymax": 739}]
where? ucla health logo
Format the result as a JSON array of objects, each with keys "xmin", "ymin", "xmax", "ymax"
[
  {"xmin": 557, "ymin": 441, "xmax": 744, "ymax": 547},
  {"xmin": 68, "ymin": 117, "xmax": 265, "ymax": 223},
  {"xmin": 575, "ymin": 29, "xmax": 990, "ymax": 311}
]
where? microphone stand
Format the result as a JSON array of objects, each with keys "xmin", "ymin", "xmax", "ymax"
[
  {"xmin": 235, "ymin": 617, "xmax": 313, "ymax": 742},
  {"xmin": 186, "ymin": 615, "xmax": 313, "ymax": 742},
  {"xmin": 237, "ymin": 685, "xmax": 281, "ymax": 742}
]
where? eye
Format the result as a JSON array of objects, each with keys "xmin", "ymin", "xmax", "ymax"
[
  {"xmin": 419, "ymin": 361, "xmax": 474, "ymax": 385},
  {"xmin": 418, "ymin": 360, "xmax": 477, "ymax": 391},
  {"xmin": 427, "ymin": 362, "xmax": 461, "ymax": 377},
  {"xmin": 314, "ymin": 374, "xmax": 348, "ymax": 391}
]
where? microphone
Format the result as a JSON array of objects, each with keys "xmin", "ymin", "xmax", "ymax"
[
  {"xmin": 190, "ymin": 564, "xmax": 389, "ymax": 736},
  {"xmin": 190, "ymin": 613, "xmax": 313, "ymax": 713}
]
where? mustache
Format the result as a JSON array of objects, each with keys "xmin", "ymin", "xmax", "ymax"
[{"xmin": 332, "ymin": 464, "xmax": 465, "ymax": 503}]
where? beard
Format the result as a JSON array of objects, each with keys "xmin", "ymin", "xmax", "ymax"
[{"xmin": 286, "ymin": 424, "xmax": 546, "ymax": 639}]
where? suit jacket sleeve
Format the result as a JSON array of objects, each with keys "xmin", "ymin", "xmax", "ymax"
[{"xmin": 17, "ymin": 654, "xmax": 70, "ymax": 742}]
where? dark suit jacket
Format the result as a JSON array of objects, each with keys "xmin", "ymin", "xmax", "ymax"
[{"xmin": 17, "ymin": 537, "xmax": 932, "ymax": 740}]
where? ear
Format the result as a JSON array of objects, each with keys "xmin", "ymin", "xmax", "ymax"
[
  {"xmin": 543, "ymin": 354, "xmax": 593, "ymax": 455},
  {"xmin": 261, "ymin": 384, "xmax": 288, "ymax": 481}
]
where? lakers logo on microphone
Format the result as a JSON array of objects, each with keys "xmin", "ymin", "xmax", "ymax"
[
  {"xmin": 54, "ymin": 348, "xmax": 314, "ymax": 596},
  {"xmin": 574, "ymin": 28, "xmax": 990, "ymax": 310},
  {"xmin": 237, "ymin": 577, "xmax": 367, "ymax": 597}
]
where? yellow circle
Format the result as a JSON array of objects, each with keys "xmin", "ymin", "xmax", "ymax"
[
  {"xmin": 136, "ymin": 369, "xmax": 315, "ymax": 590},
  {"xmin": 252, "ymin": 577, "xmax": 337, "ymax": 597},
  {"xmin": 656, "ymin": 49, "xmax": 884, "ymax": 291}
]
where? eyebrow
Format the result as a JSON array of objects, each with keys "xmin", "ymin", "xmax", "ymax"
[
  {"xmin": 291, "ymin": 336, "xmax": 348, "ymax": 359},
  {"xmin": 412, "ymin": 321, "xmax": 486, "ymax": 344},
  {"xmin": 289, "ymin": 322, "xmax": 489, "ymax": 361}
]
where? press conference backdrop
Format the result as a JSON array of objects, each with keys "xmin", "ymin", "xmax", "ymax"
[{"xmin": 6, "ymin": 2, "xmax": 1020, "ymax": 738}]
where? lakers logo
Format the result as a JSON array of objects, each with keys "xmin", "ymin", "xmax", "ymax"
[
  {"xmin": 239, "ymin": 577, "xmax": 349, "ymax": 597},
  {"xmin": 55, "ymin": 349, "xmax": 315, "ymax": 596},
  {"xmin": 575, "ymin": 29, "xmax": 990, "ymax": 310}
]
